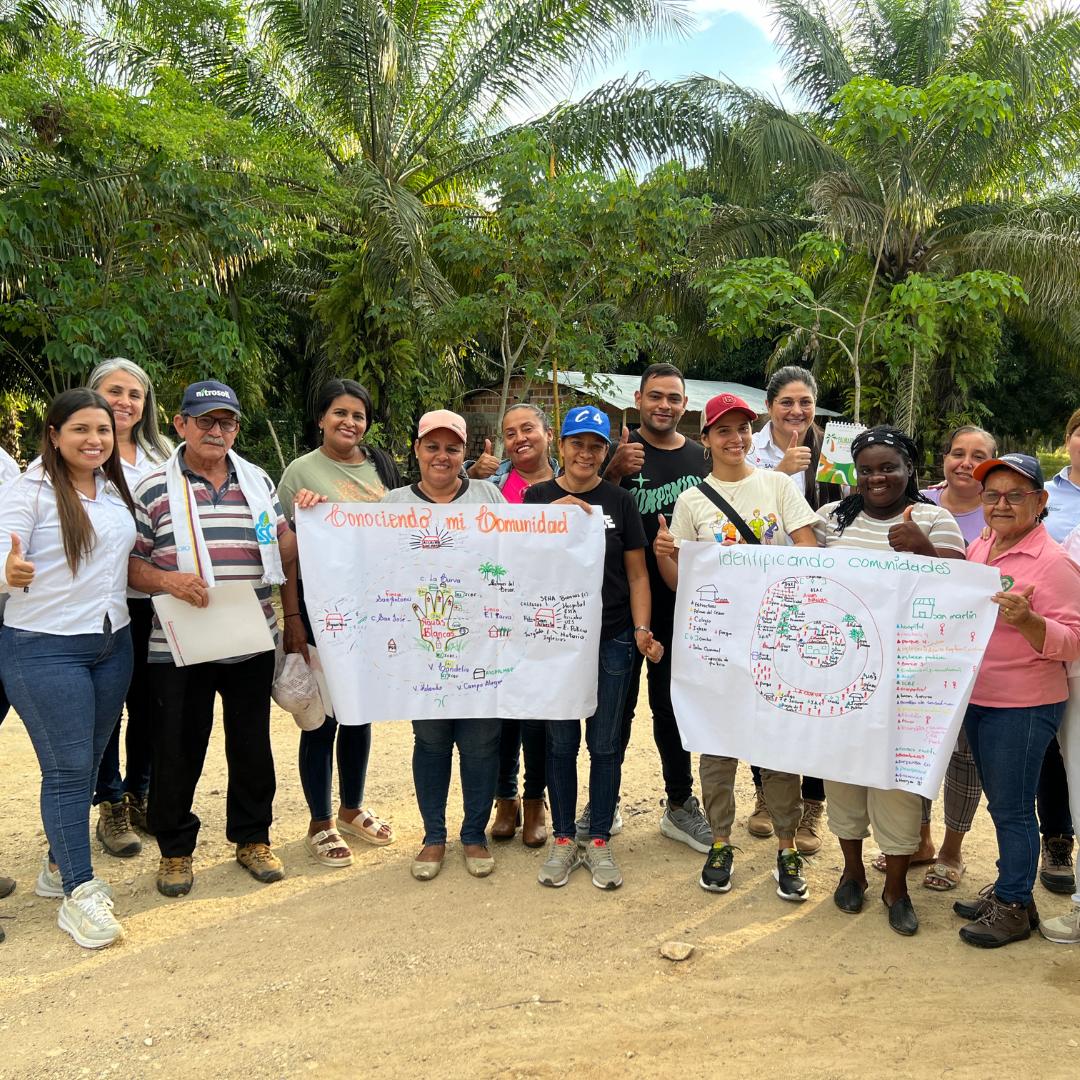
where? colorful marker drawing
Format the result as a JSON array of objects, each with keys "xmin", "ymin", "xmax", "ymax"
[
  {"xmin": 410, "ymin": 527, "xmax": 454, "ymax": 550},
  {"xmin": 749, "ymin": 575, "xmax": 882, "ymax": 717},
  {"xmin": 411, "ymin": 589, "xmax": 469, "ymax": 655},
  {"xmin": 321, "ymin": 610, "xmax": 351, "ymax": 636}
]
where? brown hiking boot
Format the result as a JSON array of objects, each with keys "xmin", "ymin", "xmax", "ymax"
[
  {"xmin": 959, "ymin": 894, "xmax": 1033, "ymax": 948},
  {"xmin": 522, "ymin": 798, "xmax": 548, "ymax": 848},
  {"xmin": 156, "ymin": 856, "xmax": 194, "ymax": 897},
  {"xmin": 125, "ymin": 792, "xmax": 153, "ymax": 835},
  {"xmin": 236, "ymin": 843, "xmax": 285, "ymax": 883},
  {"xmin": 1039, "ymin": 835, "xmax": 1075, "ymax": 895},
  {"xmin": 490, "ymin": 798, "xmax": 522, "ymax": 841},
  {"xmin": 96, "ymin": 800, "xmax": 142, "ymax": 858},
  {"xmin": 747, "ymin": 787, "xmax": 774, "ymax": 838},
  {"xmin": 954, "ymin": 883, "xmax": 1040, "ymax": 929},
  {"xmin": 795, "ymin": 799, "xmax": 825, "ymax": 855}
]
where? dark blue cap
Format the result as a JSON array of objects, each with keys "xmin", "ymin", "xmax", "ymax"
[
  {"xmin": 973, "ymin": 453, "xmax": 1044, "ymax": 489},
  {"xmin": 180, "ymin": 380, "xmax": 242, "ymax": 417}
]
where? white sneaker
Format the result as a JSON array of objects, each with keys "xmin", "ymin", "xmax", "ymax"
[
  {"xmin": 34, "ymin": 855, "xmax": 63, "ymax": 898},
  {"xmin": 58, "ymin": 880, "xmax": 122, "ymax": 949},
  {"xmin": 35, "ymin": 856, "xmax": 114, "ymax": 901},
  {"xmin": 1039, "ymin": 902, "xmax": 1080, "ymax": 944}
]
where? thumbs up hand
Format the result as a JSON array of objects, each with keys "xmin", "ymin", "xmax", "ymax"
[
  {"xmin": 653, "ymin": 513, "xmax": 676, "ymax": 560},
  {"xmin": 778, "ymin": 428, "xmax": 813, "ymax": 475},
  {"xmin": 5, "ymin": 533, "xmax": 35, "ymax": 589},
  {"xmin": 603, "ymin": 425, "xmax": 645, "ymax": 482},
  {"xmin": 467, "ymin": 437, "xmax": 501, "ymax": 479},
  {"xmin": 887, "ymin": 504, "xmax": 935, "ymax": 556}
]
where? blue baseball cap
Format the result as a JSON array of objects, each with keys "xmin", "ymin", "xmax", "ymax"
[
  {"xmin": 180, "ymin": 380, "xmax": 242, "ymax": 417},
  {"xmin": 560, "ymin": 406, "xmax": 611, "ymax": 442},
  {"xmin": 973, "ymin": 453, "xmax": 1044, "ymax": 489}
]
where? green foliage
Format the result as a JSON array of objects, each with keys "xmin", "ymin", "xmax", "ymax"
[
  {"xmin": 0, "ymin": 39, "xmax": 324, "ymax": 419},
  {"xmin": 428, "ymin": 139, "xmax": 710, "ymax": 447}
]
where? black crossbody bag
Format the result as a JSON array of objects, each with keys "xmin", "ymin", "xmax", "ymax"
[{"xmin": 695, "ymin": 482, "xmax": 761, "ymax": 545}]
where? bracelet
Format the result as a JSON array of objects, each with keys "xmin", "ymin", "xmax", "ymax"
[
  {"xmin": 633, "ymin": 625, "xmax": 650, "ymax": 635},
  {"xmin": 284, "ymin": 612, "xmax": 301, "ymax": 619}
]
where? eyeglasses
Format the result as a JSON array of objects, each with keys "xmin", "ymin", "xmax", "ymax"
[
  {"xmin": 980, "ymin": 489, "xmax": 1039, "ymax": 506},
  {"xmin": 188, "ymin": 414, "xmax": 239, "ymax": 433}
]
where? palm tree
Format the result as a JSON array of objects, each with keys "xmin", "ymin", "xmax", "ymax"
[
  {"xmin": 683, "ymin": 0, "xmax": 1080, "ymax": 427},
  {"xmin": 95, "ymin": 0, "xmax": 707, "ymax": 433}
]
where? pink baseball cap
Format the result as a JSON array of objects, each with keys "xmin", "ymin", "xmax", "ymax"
[
  {"xmin": 416, "ymin": 409, "xmax": 467, "ymax": 443},
  {"xmin": 701, "ymin": 393, "xmax": 757, "ymax": 432}
]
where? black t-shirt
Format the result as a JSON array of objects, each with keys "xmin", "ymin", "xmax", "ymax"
[
  {"xmin": 524, "ymin": 478, "xmax": 646, "ymax": 640},
  {"xmin": 615, "ymin": 432, "xmax": 709, "ymax": 578}
]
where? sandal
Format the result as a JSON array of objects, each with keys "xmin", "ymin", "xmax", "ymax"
[
  {"xmin": 338, "ymin": 808, "xmax": 394, "ymax": 847},
  {"xmin": 305, "ymin": 829, "xmax": 353, "ymax": 867},
  {"xmin": 871, "ymin": 851, "xmax": 936, "ymax": 873},
  {"xmin": 923, "ymin": 861, "xmax": 965, "ymax": 891}
]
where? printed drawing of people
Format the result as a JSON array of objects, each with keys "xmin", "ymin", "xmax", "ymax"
[
  {"xmin": 749, "ymin": 508, "xmax": 766, "ymax": 539},
  {"xmin": 763, "ymin": 513, "xmax": 780, "ymax": 543},
  {"xmin": 712, "ymin": 517, "xmax": 740, "ymax": 545}
]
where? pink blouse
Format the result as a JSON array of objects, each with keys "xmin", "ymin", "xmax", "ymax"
[{"xmin": 968, "ymin": 525, "xmax": 1080, "ymax": 707}]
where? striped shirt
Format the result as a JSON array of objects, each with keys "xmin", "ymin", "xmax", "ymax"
[
  {"xmin": 132, "ymin": 455, "xmax": 288, "ymax": 663},
  {"xmin": 816, "ymin": 501, "xmax": 966, "ymax": 555}
]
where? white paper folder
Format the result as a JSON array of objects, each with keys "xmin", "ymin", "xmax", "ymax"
[{"xmin": 152, "ymin": 581, "xmax": 275, "ymax": 666}]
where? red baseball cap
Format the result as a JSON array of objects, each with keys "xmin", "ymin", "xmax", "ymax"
[{"xmin": 701, "ymin": 393, "xmax": 757, "ymax": 433}]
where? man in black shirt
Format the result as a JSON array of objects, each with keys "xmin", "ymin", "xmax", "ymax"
[{"xmin": 603, "ymin": 364, "xmax": 712, "ymax": 852}]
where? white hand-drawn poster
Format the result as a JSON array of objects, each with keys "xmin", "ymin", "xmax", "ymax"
[
  {"xmin": 297, "ymin": 502, "xmax": 605, "ymax": 724},
  {"xmin": 670, "ymin": 543, "xmax": 999, "ymax": 796}
]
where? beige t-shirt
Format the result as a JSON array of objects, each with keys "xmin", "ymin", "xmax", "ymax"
[
  {"xmin": 277, "ymin": 448, "xmax": 387, "ymax": 519},
  {"xmin": 669, "ymin": 470, "xmax": 819, "ymax": 547}
]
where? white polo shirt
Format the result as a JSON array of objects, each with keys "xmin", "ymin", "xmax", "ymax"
[
  {"xmin": 749, "ymin": 421, "xmax": 808, "ymax": 492},
  {"xmin": 0, "ymin": 464, "xmax": 136, "ymax": 634}
]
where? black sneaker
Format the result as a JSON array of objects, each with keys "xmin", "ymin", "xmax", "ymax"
[
  {"xmin": 700, "ymin": 843, "xmax": 736, "ymax": 893},
  {"xmin": 774, "ymin": 848, "xmax": 808, "ymax": 902}
]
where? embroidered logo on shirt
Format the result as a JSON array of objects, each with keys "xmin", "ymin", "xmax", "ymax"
[{"xmin": 254, "ymin": 511, "xmax": 277, "ymax": 546}]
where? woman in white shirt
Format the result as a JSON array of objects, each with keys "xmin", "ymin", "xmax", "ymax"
[
  {"xmin": 747, "ymin": 366, "xmax": 843, "ymax": 851},
  {"xmin": 0, "ymin": 388, "xmax": 137, "ymax": 949},
  {"xmin": 86, "ymin": 359, "xmax": 171, "ymax": 857}
]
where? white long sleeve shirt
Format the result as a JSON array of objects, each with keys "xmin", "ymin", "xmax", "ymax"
[
  {"xmin": 0, "ymin": 464, "xmax": 136, "ymax": 634},
  {"xmin": 0, "ymin": 446, "xmax": 18, "ymax": 485}
]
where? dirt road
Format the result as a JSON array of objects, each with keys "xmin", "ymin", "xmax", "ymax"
[{"xmin": 1, "ymin": 688, "xmax": 1077, "ymax": 1079}]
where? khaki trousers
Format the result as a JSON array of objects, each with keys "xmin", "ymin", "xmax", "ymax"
[
  {"xmin": 825, "ymin": 780, "xmax": 922, "ymax": 855},
  {"xmin": 700, "ymin": 755, "xmax": 802, "ymax": 839}
]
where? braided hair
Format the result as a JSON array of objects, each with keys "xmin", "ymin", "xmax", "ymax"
[{"xmin": 829, "ymin": 425, "xmax": 934, "ymax": 535}]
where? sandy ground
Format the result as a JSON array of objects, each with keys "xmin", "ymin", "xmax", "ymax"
[{"xmin": 1, "ymin": 682, "xmax": 1078, "ymax": 1080}]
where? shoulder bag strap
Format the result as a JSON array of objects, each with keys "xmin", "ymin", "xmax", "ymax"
[{"xmin": 694, "ymin": 482, "xmax": 761, "ymax": 545}]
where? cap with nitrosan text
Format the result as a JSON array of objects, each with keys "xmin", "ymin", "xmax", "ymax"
[
  {"xmin": 180, "ymin": 380, "xmax": 242, "ymax": 417},
  {"xmin": 560, "ymin": 407, "xmax": 611, "ymax": 442},
  {"xmin": 701, "ymin": 393, "xmax": 757, "ymax": 433},
  {"xmin": 416, "ymin": 409, "xmax": 467, "ymax": 443},
  {"xmin": 972, "ymin": 453, "xmax": 1044, "ymax": 489}
]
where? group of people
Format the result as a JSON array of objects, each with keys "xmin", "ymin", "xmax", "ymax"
[{"xmin": 2, "ymin": 360, "xmax": 1080, "ymax": 957}]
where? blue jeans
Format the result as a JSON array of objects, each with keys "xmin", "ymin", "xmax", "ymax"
[
  {"xmin": 0, "ymin": 621, "xmax": 133, "ymax": 895},
  {"xmin": 411, "ymin": 718, "xmax": 501, "ymax": 845},
  {"xmin": 94, "ymin": 597, "xmax": 154, "ymax": 804},
  {"xmin": 495, "ymin": 718, "xmax": 547, "ymax": 800},
  {"xmin": 965, "ymin": 701, "xmax": 1066, "ymax": 905},
  {"xmin": 299, "ymin": 718, "xmax": 372, "ymax": 820},
  {"xmin": 548, "ymin": 630, "xmax": 636, "ymax": 842}
]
